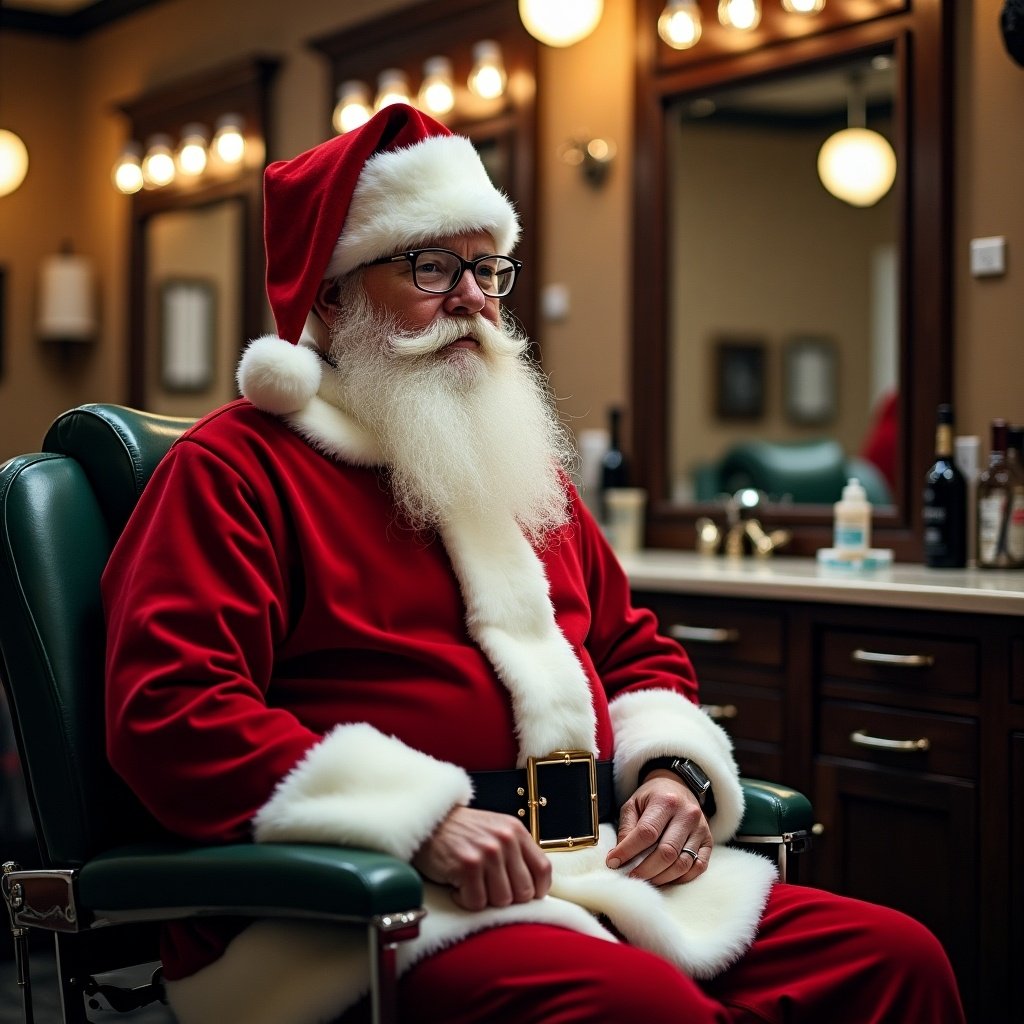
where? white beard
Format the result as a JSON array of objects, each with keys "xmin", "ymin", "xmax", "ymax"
[{"xmin": 326, "ymin": 281, "xmax": 578, "ymax": 545}]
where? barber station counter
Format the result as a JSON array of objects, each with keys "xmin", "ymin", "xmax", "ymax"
[{"xmin": 620, "ymin": 550, "xmax": 1022, "ymax": 1023}]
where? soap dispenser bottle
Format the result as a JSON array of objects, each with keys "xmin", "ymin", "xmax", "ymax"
[{"xmin": 833, "ymin": 477, "xmax": 871, "ymax": 560}]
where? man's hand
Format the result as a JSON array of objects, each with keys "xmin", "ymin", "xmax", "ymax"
[
  {"xmin": 412, "ymin": 805, "xmax": 552, "ymax": 911},
  {"xmin": 605, "ymin": 770, "xmax": 713, "ymax": 885}
]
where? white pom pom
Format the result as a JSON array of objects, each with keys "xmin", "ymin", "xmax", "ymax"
[{"xmin": 236, "ymin": 335, "xmax": 322, "ymax": 415}]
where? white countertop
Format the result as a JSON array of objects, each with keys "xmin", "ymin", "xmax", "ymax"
[{"xmin": 619, "ymin": 550, "xmax": 1024, "ymax": 616}]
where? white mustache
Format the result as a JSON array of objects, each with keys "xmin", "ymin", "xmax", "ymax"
[{"xmin": 389, "ymin": 314, "xmax": 525, "ymax": 359}]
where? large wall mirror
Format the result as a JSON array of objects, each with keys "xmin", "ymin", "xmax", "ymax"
[
  {"xmin": 120, "ymin": 57, "xmax": 279, "ymax": 414},
  {"xmin": 633, "ymin": 0, "xmax": 952, "ymax": 558}
]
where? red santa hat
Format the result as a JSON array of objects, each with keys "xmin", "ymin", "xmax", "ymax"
[{"xmin": 238, "ymin": 103, "xmax": 520, "ymax": 414}]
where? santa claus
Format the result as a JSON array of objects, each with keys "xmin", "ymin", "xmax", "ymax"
[{"xmin": 102, "ymin": 104, "xmax": 963, "ymax": 1024}]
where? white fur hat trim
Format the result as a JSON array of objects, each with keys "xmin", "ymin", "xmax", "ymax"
[{"xmin": 237, "ymin": 335, "xmax": 322, "ymax": 415}]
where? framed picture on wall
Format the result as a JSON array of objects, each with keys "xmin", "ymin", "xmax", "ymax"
[
  {"xmin": 160, "ymin": 278, "xmax": 216, "ymax": 392},
  {"xmin": 784, "ymin": 336, "xmax": 837, "ymax": 425},
  {"xmin": 714, "ymin": 338, "xmax": 766, "ymax": 420}
]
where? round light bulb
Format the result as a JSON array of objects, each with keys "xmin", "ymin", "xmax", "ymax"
[
  {"xmin": 658, "ymin": 0, "xmax": 702, "ymax": 49},
  {"xmin": 375, "ymin": 69, "xmax": 411, "ymax": 111},
  {"xmin": 718, "ymin": 0, "xmax": 761, "ymax": 30},
  {"xmin": 419, "ymin": 57, "xmax": 455, "ymax": 115},
  {"xmin": 213, "ymin": 115, "xmax": 246, "ymax": 165},
  {"xmin": 0, "ymin": 128, "xmax": 30, "ymax": 197},
  {"xmin": 781, "ymin": 0, "xmax": 825, "ymax": 12},
  {"xmin": 112, "ymin": 143, "xmax": 144, "ymax": 195},
  {"xmin": 518, "ymin": 0, "xmax": 603, "ymax": 46},
  {"xmin": 817, "ymin": 127, "xmax": 897, "ymax": 207},
  {"xmin": 177, "ymin": 124, "xmax": 208, "ymax": 176},
  {"xmin": 468, "ymin": 41, "xmax": 507, "ymax": 100},
  {"xmin": 142, "ymin": 134, "xmax": 176, "ymax": 187},
  {"xmin": 333, "ymin": 82, "xmax": 372, "ymax": 134}
]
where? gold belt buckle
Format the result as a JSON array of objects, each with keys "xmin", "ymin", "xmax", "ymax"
[{"xmin": 524, "ymin": 749, "xmax": 599, "ymax": 852}]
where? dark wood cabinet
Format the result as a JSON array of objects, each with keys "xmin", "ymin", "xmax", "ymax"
[{"xmin": 631, "ymin": 585, "xmax": 1021, "ymax": 1023}]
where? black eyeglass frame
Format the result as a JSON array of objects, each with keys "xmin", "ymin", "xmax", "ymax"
[{"xmin": 367, "ymin": 247, "xmax": 523, "ymax": 298}]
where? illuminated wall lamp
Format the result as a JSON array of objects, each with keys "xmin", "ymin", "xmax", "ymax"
[
  {"xmin": 468, "ymin": 40, "xmax": 506, "ymax": 100},
  {"xmin": 518, "ymin": 0, "xmax": 603, "ymax": 46},
  {"xmin": 718, "ymin": 0, "xmax": 761, "ymax": 30},
  {"xmin": 333, "ymin": 81, "xmax": 372, "ymax": 134},
  {"xmin": 0, "ymin": 128, "xmax": 29, "ymax": 197},
  {"xmin": 658, "ymin": 0, "xmax": 702, "ymax": 49},
  {"xmin": 781, "ymin": 0, "xmax": 825, "ymax": 12},
  {"xmin": 142, "ymin": 134, "xmax": 176, "ymax": 188},
  {"xmin": 419, "ymin": 56, "xmax": 456, "ymax": 116},
  {"xmin": 212, "ymin": 114, "xmax": 246, "ymax": 166}
]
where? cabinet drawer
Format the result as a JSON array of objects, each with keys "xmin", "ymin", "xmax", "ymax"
[
  {"xmin": 700, "ymin": 680, "xmax": 781, "ymax": 745},
  {"xmin": 634, "ymin": 593, "xmax": 784, "ymax": 669},
  {"xmin": 819, "ymin": 629, "xmax": 978, "ymax": 698},
  {"xmin": 819, "ymin": 700, "xmax": 977, "ymax": 779}
]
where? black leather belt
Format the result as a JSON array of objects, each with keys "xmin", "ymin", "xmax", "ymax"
[{"xmin": 469, "ymin": 750, "xmax": 615, "ymax": 851}]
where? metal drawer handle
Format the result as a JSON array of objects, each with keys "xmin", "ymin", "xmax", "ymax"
[
  {"xmin": 701, "ymin": 703, "xmax": 738, "ymax": 721},
  {"xmin": 669, "ymin": 625, "xmax": 739, "ymax": 645},
  {"xmin": 851, "ymin": 649, "xmax": 934, "ymax": 668},
  {"xmin": 850, "ymin": 729, "xmax": 931, "ymax": 753}
]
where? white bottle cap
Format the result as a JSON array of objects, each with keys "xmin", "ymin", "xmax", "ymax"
[{"xmin": 841, "ymin": 477, "xmax": 867, "ymax": 502}]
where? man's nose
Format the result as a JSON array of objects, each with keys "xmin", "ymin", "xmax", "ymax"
[{"xmin": 442, "ymin": 267, "xmax": 487, "ymax": 314}]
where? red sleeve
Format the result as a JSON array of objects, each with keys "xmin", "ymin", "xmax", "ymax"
[{"xmin": 103, "ymin": 437, "xmax": 318, "ymax": 842}]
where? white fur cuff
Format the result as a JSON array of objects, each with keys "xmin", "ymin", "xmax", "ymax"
[
  {"xmin": 252, "ymin": 723, "xmax": 473, "ymax": 861},
  {"xmin": 609, "ymin": 689, "xmax": 745, "ymax": 842}
]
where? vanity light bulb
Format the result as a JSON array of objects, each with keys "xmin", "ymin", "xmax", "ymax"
[
  {"xmin": 213, "ymin": 116, "xmax": 246, "ymax": 166},
  {"xmin": 518, "ymin": 0, "xmax": 603, "ymax": 47},
  {"xmin": 112, "ymin": 144, "xmax": 144, "ymax": 195},
  {"xmin": 0, "ymin": 128, "xmax": 29, "ymax": 198},
  {"xmin": 718, "ymin": 0, "xmax": 761, "ymax": 31},
  {"xmin": 333, "ymin": 82, "xmax": 372, "ymax": 134},
  {"xmin": 375, "ymin": 69, "xmax": 412, "ymax": 111},
  {"xmin": 468, "ymin": 41, "xmax": 507, "ymax": 100},
  {"xmin": 177, "ymin": 124, "xmax": 208, "ymax": 177},
  {"xmin": 817, "ymin": 127, "xmax": 896, "ymax": 207},
  {"xmin": 142, "ymin": 135, "xmax": 176, "ymax": 188},
  {"xmin": 658, "ymin": 0, "xmax": 702, "ymax": 49},
  {"xmin": 419, "ymin": 57, "xmax": 456, "ymax": 116},
  {"xmin": 781, "ymin": 0, "xmax": 825, "ymax": 12}
]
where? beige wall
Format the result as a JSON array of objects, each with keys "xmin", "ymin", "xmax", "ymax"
[{"xmin": 0, "ymin": 0, "xmax": 1020, "ymax": 462}]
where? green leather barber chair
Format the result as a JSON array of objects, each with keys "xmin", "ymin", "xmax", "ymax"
[{"xmin": 0, "ymin": 404, "xmax": 811, "ymax": 1024}]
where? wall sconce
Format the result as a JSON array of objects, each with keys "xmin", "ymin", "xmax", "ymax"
[
  {"xmin": 718, "ymin": 0, "xmax": 761, "ymax": 30},
  {"xmin": 419, "ymin": 56, "xmax": 456, "ymax": 115},
  {"xmin": 333, "ymin": 81, "xmax": 373, "ymax": 134},
  {"xmin": 468, "ymin": 41, "xmax": 507, "ymax": 100},
  {"xmin": 0, "ymin": 128, "xmax": 29, "ymax": 198},
  {"xmin": 376, "ymin": 69, "xmax": 413, "ymax": 110},
  {"xmin": 112, "ymin": 142, "xmax": 144, "ymax": 195},
  {"xmin": 658, "ymin": 0, "xmax": 703, "ymax": 49},
  {"xmin": 559, "ymin": 135, "xmax": 617, "ymax": 187},
  {"xmin": 781, "ymin": 0, "xmax": 825, "ymax": 12},
  {"xmin": 211, "ymin": 114, "xmax": 246, "ymax": 166},
  {"xmin": 142, "ymin": 134, "xmax": 176, "ymax": 188},
  {"xmin": 176, "ymin": 123, "xmax": 209, "ymax": 177},
  {"xmin": 518, "ymin": 0, "xmax": 603, "ymax": 46},
  {"xmin": 817, "ymin": 75, "xmax": 896, "ymax": 207},
  {"xmin": 37, "ymin": 244, "xmax": 98, "ymax": 348}
]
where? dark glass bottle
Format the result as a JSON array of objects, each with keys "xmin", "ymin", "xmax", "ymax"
[
  {"xmin": 599, "ymin": 407, "xmax": 629, "ymax": 521},
  {"xmin": 922, "ymin": 404, "xmax": 967, "ymax": 568},
  {"xmin": 977, "ymin": 418, "xmax": 1024, "ymax": 569}
]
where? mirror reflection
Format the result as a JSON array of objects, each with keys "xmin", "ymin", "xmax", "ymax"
[
  {"xmin": 142, "ymin": 201, "xmax": 244, "ymax": 417},
  {"xmin": 666, "ymin": 49, "xmax": 898, "ymax": 508}
]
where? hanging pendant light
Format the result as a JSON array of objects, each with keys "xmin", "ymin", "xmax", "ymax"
[
  {"xmin": 817, "ymin": 73, "xmax": 896, "ymax": 208},
  {"xmin": 518, "ymin": 0, "xmax": 603, "ymax": 47},
  {"xmin": 718, "ymin": 0, "xmax": 761, "ymax": 30}
]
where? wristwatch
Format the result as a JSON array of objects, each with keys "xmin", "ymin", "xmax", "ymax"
[{"xmin": 640, "ymin": 756, "xmax": 717, "ymax": 818}]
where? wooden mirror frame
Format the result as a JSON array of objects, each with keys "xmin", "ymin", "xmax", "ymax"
[
  {"xmin": 120, "ymin": 56, "xmax": 280, "ymax": 407},
  {"xmin": 632, "ymin": 0, "xmax": 953, "ymax": 559},
  {"xmin": 309, "ymin": 0, "xmax": 539, "ymax": 346}
]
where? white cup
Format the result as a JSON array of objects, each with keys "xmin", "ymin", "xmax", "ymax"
[{"xmin": 604, "ymin": 487, "xmax": 647, "ymax": 555}]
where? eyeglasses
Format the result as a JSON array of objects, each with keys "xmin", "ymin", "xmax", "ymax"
[{"xmin": 368, "ymin": 247, "xmax": 522, "ymax": 298}]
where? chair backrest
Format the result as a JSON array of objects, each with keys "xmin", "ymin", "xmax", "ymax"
[{"xmin": 0, "ymin": 404, "xmax": 194, "ymax": 867}]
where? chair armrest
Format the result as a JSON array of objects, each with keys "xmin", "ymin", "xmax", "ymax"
[
  {"xmin": 77, "ymin": 842, "xmax": 423, "ymax": 926},
  {"xmin": 737, "ymin": 778, "xmax": 813, "ymax": 839}
]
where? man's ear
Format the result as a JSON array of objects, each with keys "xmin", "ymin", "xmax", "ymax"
[{"xmin": 313, "ymin": 279, "xmax": 341, "ymax": 323}]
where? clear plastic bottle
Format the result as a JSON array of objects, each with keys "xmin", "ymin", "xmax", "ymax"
[{"xmin": 833, "ymin": 477, "xmax": 871, "ymax": 559}]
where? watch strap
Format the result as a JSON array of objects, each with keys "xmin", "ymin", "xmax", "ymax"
[{"xmin": 639, "ymin": 756, "xmax": 717, "ymax": 817}]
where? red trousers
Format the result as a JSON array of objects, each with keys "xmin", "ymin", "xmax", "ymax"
[{"xmin": 354, "ymin": 883, "xmax": 965, "ymax": 1023}]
